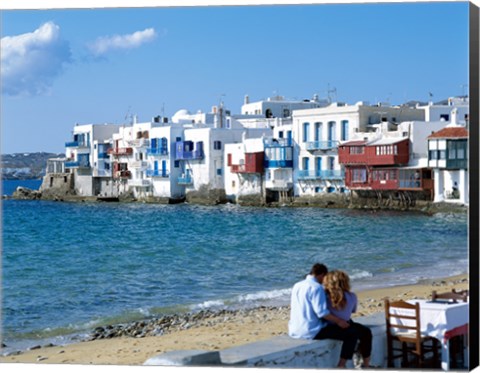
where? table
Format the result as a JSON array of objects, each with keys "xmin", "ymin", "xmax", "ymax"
[{"xmin": 407, "ymin": 299, "xmax": 469, "ymax": 370}]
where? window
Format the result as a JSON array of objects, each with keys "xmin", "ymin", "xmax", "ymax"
[
  {"xmin": 352, "ymin": 168, "xmax": 367, "ymax": 183},
  {"xmin": 302, "ymin": 157, "xmax": 309, "ymax": 170},
  {"xmin": 328, "ymin": 121, "xmax": 336, "ymax": 141},
  {"xmin": 278, "ymin": 131, "xmax": 284, "ymax": 138},
  {"xmin": 214, "ymin": 141, "xmax": 222, "ymax": 150},
  {"xmin": 328, "ymin": 157, "xmax": 335, "ymax": 170},
  {"xmin": 341, "ymin": 120, "xmax": 349, "ymax": 141},
  {"xmin": 448, "ymin": 142, "xmax": 457, "ymax": 159},
  {"xmin": 350, "ymin": 146, "xmax": 364, "ymax": 154},
  {"xmin": 283, "ymin": 109, "xmax": 290, "ymax": 117},
  {"xmin": 303, "ymin": 122, "xmax": 310, "ymax": 142},
  {"xmin": 174, "ymin": 160, "xmax": 180, "ymax": 168},
  {"xmin": 440, "ymin": 114, "xmax": 449, "ymax": 121},
  {"xmin": 314, "ymin": 122, "xmax": 322, "ymax": 142},
  {"xmin": 429, "ymin": 150, "xmax": 438, "ymax": 160},
  {"xmin": 217, "ymin": 168, "xmax": 222, "ymax": 176}
]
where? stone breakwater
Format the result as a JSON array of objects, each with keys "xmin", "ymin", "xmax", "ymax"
[{"xmin": 87, "ymin": 306, "xmax": 290, "ymax": 341}]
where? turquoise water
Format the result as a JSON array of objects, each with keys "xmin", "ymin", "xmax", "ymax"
[{"xmin": 1, "ymin": 180, "xmax": 469, "ymax": 352}]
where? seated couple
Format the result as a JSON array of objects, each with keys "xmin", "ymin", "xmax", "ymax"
[{"xmin": 288, "ymin": 263, "xmax": 372, "ymax": 368}]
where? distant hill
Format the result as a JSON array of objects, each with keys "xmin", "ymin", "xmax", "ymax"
[{"xmin": 1, "ymin": 152, "xmax": 64, "ymax": 180}]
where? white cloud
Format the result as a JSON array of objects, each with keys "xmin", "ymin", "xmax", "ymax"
[
  {"xmin": 88, "ymin": 28, "xmax": 157, "ymax": 56},
  {"xmin": 1, "ymin": 22, "xmax": 72, "ymax": 96}
]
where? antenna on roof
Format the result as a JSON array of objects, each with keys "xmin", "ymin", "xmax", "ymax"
[
  {"xmin": 124, "ymin": 106, "xmax": 132, "ymax": 124},
  {"xmin": 327, "ymin": 84, "xmax": 337, "ymax": 103}
]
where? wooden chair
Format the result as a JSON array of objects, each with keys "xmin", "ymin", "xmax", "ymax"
[
  {"xmin": 384, "ymin": 299, "xmax": 440, "ymax": 368},
  {"xmin": 432, "ymin": 289, "xmax": 468, "ymax": 303}
]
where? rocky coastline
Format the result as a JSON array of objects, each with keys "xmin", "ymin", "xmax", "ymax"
[{"xmin": 6, "ymin": 185, "xmax": 468, "ymax": 215}]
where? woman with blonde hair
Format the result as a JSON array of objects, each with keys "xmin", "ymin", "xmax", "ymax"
[{"xmin": 316, "ymin": 270, "xmax": 372, "ymax": 368}]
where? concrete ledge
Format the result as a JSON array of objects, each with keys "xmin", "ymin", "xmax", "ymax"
[
  {"xmin": 143, "ymin": 350, "xmax": 221, "ymax": 366},
  {"xmin": 143, "ymin": 312, "xmax": 387, "ymax": 368}
]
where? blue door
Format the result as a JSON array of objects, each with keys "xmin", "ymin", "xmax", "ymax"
[{"xmin": 161, "ymin": 160, "xmax": 167, "ymax": 177}]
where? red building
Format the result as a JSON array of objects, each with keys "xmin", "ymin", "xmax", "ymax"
[{"xmin": 338, "ymin": 137, "xmax": 433, "ymax": 198}]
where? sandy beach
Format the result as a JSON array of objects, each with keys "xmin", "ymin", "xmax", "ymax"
[{"xmin": 0, "ymin": 273, "xmax": 469, "ymax": 366}]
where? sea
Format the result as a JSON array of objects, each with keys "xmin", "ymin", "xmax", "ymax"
[{"xmin": 0, "ymin": 179, "xmax": 469, "ymax": 354}]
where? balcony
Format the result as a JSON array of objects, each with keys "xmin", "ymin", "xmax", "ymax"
[
  {"xmin": 128, "ymin": 179, "xmax": 151, "ymax": 187},
  {"xmin": 265, "ymin": 160, "xmax": 293, "ymax": 168},
  {"xmin": 98, "ymin": 152, "xmax": 109, "ymax": 159},
  {"xmin": 130, "ymin": 161, "xmax": 148, "ymax": 169},
  {"xmin": 175, "ymin": 149, "xmax": 204, "ymax": 161},
  {"xmin": 108, "ymin": 147, "xmax": 133, "ymax": 156},
  {"xmin": 146, "ymin": 169, "xmax": 169, "ymax": 178},
  {"xmin": 65, "ymin": 161, "xmax": 90, "ymax": 169},
  {"xmin": 93, "ymin": 169, "xmax": 111, "ymax": 177},
  {"xmin": 114, "ymin": 170, "xmax": 131, "ymax": 179},
  {"xmin": 306, "ymin": 140, "xmax": 338, "ymax": 151},
  {"xmin": 128, "ymin": 138, "xmax": 150, "ymax": 148},
  {"xmin": 175, "ymin": 141, "xmax": 204, "ymax": 161},
  {"xmin": 265, "ymin": 179, "xmax": 293, "ymax": 191},
  {"xmin": 178, "ymin": 175, "xmax": 193, "ymax": 185},
  {"xmin": 296, "ymin": 170, "xmax": 344, "ymax": 180},
  {"xmin": 147, "ymin": 147, "xmax": 169, "ymax": 156},
  {"xmin": 65, "ymin": 141, "xmax": 79, "ymax": 148}
]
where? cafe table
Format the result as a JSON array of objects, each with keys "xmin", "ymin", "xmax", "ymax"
[{"xmin": 407, "ymin": 298, "xmax": 469, "ymax": 370}]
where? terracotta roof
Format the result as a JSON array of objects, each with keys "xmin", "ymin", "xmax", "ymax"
[{"xmin": 428, "ymin": 126, "xmax": 469, "ymax": 139}]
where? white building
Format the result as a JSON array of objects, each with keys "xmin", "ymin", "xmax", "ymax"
[
  {"xmin": 240, "ymin": 94, "xmax": 329, "ymax": 119},
  {"xmin": 65, "ymin": 123, "xmax": 120, "ymax": 197},
  {"xmin": 428, "ymin": 109, "xmax": 469, "ymax": 204},
  {"xmin": 292, "ymin": 102, "xmax": 425, "ymax": 197},
  {"xmin": 420, "ymin": 96, "xmax": 469, "ymax": 124}
]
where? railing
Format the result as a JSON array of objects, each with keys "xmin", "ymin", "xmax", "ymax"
[
  {"xmin": 306, "ymin": 140, "xmax": 338, "ymax": 151},
  {"xmin": 146, "ymin": 169, "xmax": 169, "ymax": 178},
  {"xmin": 264, "ymin": 160, "xmax": 293, "ymax": 168},
  {"xmin": 128, "ymin": 138, "xmax": 150, "ymax": 148},
  {"xmin": 65, "ymin": 161, "xmax": 90, "ymax": 169},
  {"xmin": 98, "ymin": 152, "xmax": 109, "ymax": 159},
  {"xmin": 108, "ymin": 147, "xmax": 133, "ymax": 156},
  {"xmin": 130, "ymin": 161, "xmax": 148, "ymax": 169},
  {"xmin": 265, "ymin": 179, "xmax": 293, "ymax": 191},
  {"xmin": 93, "ymin": 169, "xmax": 111, "ymax": 177},
  {"xmin": 114, "ymin": 170, "xmax": 131, "ymax": 179},
  {"xmin": 264, "ymin": 138, "xmax": 292, "ymax": 147},
  {"xmin": 65, "ymin": 141, "xmax": 89, "ymax": 148},
  {"xmin": 147, "ymin": 147, "xmax": 169, "ymax": 156},
  {"xmin": 296, "ymin": 170, "xmax": 344, "ymax": 180},
  {"xmin": 175, "ymin": 150, "xmax": 204, "ymax": 161},
  {"xmin": 178, "ymin": 175, "xmax": 193, "ymax": 185},
  {"xmin": 128, "ymin": 179, "xmax": 151, "ymax": 187}
]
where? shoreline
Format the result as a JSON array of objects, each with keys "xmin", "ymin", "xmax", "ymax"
[{"xmin": 0, "ymin": 273, "xmax": 469, "ymax": 366}]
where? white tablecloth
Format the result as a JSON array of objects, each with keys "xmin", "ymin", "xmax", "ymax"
[{"xmin": 408, "ymin": 299, "xmax": 469, "ymax": 370}]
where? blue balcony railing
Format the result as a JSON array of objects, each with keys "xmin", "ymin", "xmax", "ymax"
[
  {"xmin": 65, "ymin": 141, "xmax": 79, "ymax": 147},
  {"xmin": 178, "ymin": 175, "xmax": 193, "ymax": 185},
  {"xmin": 306, "ymin": 140, "xmax": 338, "ymax": 151},
  {"xmin": 65, "ymin": 161, "xmax": 90, "ymax": 169},
  {"xmin": 296, "ymin": 170, "xmax": 344, "ymax": 180},
  {"xmin": 147, "ymin": 147, "xmax": 169, "ymax": 156},
  {"xmin": 175, "ymin": 150, "xmax": 204, "ymax": 161},
  {"xmin": 146, "ymin": 169, "xmax": 169, "ymax": 178},
  {"xmin": 265, "ymin": 160, "xmax": 293, "ymax": 168}
]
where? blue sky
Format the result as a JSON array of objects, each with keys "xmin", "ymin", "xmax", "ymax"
[{"xmin": 1, "ymin": 2, "xmax": 470, "ymax": 154}]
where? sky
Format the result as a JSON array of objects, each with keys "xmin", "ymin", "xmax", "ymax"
[{"xmin": 0, "ymin": 1, "xmax": 470, "ymax": 154}]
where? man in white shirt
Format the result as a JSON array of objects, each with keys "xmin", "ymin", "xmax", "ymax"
[{"xmin": 288, "ymin": 263, "xmax": 354, "ymax": 368}]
